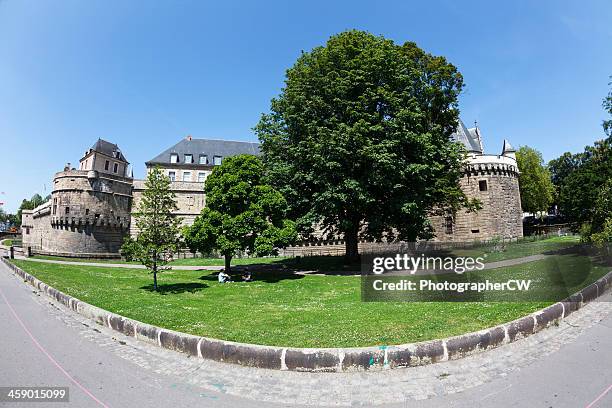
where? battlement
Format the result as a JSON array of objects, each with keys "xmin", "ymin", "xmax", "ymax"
[{"xmin": 464, "ymin": 154, "xmax": 520, "ymax": 177}]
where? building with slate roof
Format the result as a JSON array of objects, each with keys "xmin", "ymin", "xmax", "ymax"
[{"xmin": 130, "ymin": 136, "xmax": 262, "ymax": 236}]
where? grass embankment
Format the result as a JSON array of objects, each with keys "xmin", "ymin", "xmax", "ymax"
[
  {"xmin": 29, "ymin": 254, "xmax": 286, "ymax": 267},
  {"xmin": 10, "ymin": 247, "xmax": 608, "ymax": 348},
  {"xmin": 29, "ymin": 236, "xmax": 580, "ymax": 271},
  {"xmin": 1, "ymin": 239, "xmax": 13, "ymax": 247}
]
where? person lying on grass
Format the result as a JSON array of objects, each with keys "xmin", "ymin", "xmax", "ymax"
[{"xmin": 218, "ymin": 270, "xmax": 232, "ymax": 283}]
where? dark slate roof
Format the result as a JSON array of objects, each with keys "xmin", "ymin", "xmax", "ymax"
[
  {"xmin": 91, "ymin": 139, "xmax": 128, "ymax": 162},
  {"xmin": 502, "ymin": 139, "xmax": 516, "ymax": 154},
  {"xmin": 451, "ymin": 120, "xmax": 483, "ymax": 153},
  {"xmin": 146, "ymin": 137, "xmax": 261, "ymax": 165}
]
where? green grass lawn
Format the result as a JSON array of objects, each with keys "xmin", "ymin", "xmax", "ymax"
[
  {"xmin": 454, "ymin": 235, "xmax": 580, "ymax": 263},
  {"xmin": 10, "ymin": 248, "xmax": 608, "ymax": 348}
]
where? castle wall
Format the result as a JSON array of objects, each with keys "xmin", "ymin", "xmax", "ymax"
[
  {"xmin": 430, "ymin": 157, "xmax": 523, "ymax": 242},
  {"xmin": 130, "ymin": 179, "xmax": 206, "ymax": 237},
  {"xmin": 23, "ymin": 170, "xmax": 133, "ymax": 257}
]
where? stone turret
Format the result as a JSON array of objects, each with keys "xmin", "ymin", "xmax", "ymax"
[
  {"xmin": 22, "ymin": 140, "xmax": 133, "ymax": 257},
  {"xmin": 430, "ymin": 121, "xmax": 523, "ymax": 242}
]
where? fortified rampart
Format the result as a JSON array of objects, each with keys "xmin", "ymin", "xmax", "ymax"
[
  {"xmin": 22, "ymin": 140, "xmax": 134, "ymax": 258},
  {"xmin": 430, "ymin": 154, "xmax": 523, "ymax": 242}
]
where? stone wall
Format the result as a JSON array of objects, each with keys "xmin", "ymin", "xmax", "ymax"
[
  {"xmin": 130, "ymin": 179, "xmax": 206, "ymax": 237},
  {"xmin": 430, "ymin": 159, "xmax": 523, "ymax": 242}
]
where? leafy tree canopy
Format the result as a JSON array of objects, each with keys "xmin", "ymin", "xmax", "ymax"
[
  {"xmin": 255, "ymin": 30, "xmax": 474, "ymax": 260},
  {"xmin": 183, "ymin": 154, "xmax": 297, "ymax": 273},
  {"xmin": 516, "ymin": 146, "xmax": 554, "ymax": 215}
]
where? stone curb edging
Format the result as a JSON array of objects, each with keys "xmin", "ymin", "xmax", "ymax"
[{"xmin": 3, "ymin": 257, "xmax": 611, "ymax": 373}]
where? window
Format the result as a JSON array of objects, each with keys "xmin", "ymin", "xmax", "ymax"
[
  {"xmin": 184, "ymin": 154, "xmax": 193, "ymax": 164},
  {"xmin": 199, "ymin": 155, "xmax": 208, "ymax": 165},
  {"xmin": 85, "ymin": 209, "xmax": 89, "ymax": 215},
  {"xmin": 168, "ymin": 171, "xmax": 176, "ymax": 182},
  {"xmin": 182, "ymin": 171, "xmax": 192, "ymax": 181},
  {"xmin": 444, "ymin": 216, "xmax": 453, "ymax": 234},
  {"xmin": 471, "ymin": 229, "xmax": 480, "ymax": 234},
  {"xmin": 479, "ymin": 180, "xmax": 488, "ymax": 192},
  {"xmin": 104, "ymin": 160, "xmax": 110, "ymax": 170},
  {"xmin": 113, "ymin": 163, "xmax": 118, "ymax": 173},
  {"xmin": 65, "ymin": 207, "xmax": 70, "ymax": 215},
  {"xmin": 170, "ymin": 154, "xmax": 178, "ymax": 164},
  {"xmin": 197, "ymin": 172, "xmax": 206, "ymax": 183},
  {"xmin": 213, "ymin": 156, "xmax": 222, "ymax": 165}
]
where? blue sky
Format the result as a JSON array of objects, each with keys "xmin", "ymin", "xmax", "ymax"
[{"xmin": 1, "ymin": 0, "xmax": 611, "ymax": 213}]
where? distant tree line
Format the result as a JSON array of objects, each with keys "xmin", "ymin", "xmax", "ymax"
[
  {"xmin": 546, "ymin": 79, "xmax": 612, "ymax": 244},
  {"xmin": 1, "ymin": 193, "xmax": 50, "ymax": 228}
]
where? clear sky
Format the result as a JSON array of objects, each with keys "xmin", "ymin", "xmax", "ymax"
[{"xmin": 1, "ymin": 0, "xmax": 611, "ymax": 213}]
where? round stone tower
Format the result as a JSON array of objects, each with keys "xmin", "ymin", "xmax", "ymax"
[
  {"xmin": 28, "ymin": 140, "xmax": 134, "ymax": 257},
  {"xmin": 431, "ymin": 122, "xmax": 523, "ymax": 242}
]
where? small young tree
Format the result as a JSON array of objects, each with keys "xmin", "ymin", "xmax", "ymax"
[
  {"xmin": 127, "ymin": 167, "xmax": 182, "ymax": 291},
  {"xmin": 183, "ymin": 154, "xmax": 297, "ymax": 274}
]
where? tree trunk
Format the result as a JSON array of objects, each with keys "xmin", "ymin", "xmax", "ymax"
[
  {"xmin": 153, "ymin": 261, "xmax": 158, "ymax": 291},
  {"xmin": 224, "ymin": 254, "xmax": 232, "ymax": 275},
  {"xmin": 344, "ymin": 224, "xmax": 360, "ymax": 264}
]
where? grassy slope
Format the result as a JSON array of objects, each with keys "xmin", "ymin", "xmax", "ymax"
[
  {"xmin": 29, "ymin": 236, "xmax": 580, "ymax": 270},
  {"xmin": 11, "ymin": 250, "xmax": 608, "ymax": 348}
]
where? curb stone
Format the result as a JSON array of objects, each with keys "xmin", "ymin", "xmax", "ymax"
[{"xmin": 2, "ymin": 257, "xmax": 611, "ymax": 372}]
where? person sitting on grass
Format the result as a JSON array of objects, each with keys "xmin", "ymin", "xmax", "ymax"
[
  {"xmin": 218, "ymin": 270, "xmax": 232, "ymax": 283},
  {"xmin": 242, "ymin": 271, "xmax": 252, "ymax": 282}
]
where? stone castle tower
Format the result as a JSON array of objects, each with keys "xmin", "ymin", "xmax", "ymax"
[
  {"xmin": 21, "ymin": 140, "xmax": 133, "ymax": 257},
  {"xmin": 430, "ymin": 121, "xmax": 523, "ymax": 241}
]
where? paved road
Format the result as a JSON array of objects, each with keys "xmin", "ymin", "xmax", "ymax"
[{"xmin": 1, "ymin": 259, "xmax": 611, "ymax": 407}]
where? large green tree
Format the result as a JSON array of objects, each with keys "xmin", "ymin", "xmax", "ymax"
[
  {"xmin": 184, "ymin": 155, "xmax": 297, "ymax": 274},
  {"xmin": 255, "ymin": 30, "xmax": 474, "ymax": 261},
  {"xmin": 515, "ymin": 146, "xmax": 554, "ymax": 215},
  {"xmin": 127, "ymin": 167, "xmax": 182, "ymax": 291}
]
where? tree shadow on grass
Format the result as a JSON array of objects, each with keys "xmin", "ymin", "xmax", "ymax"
[
  {"xmin": 140, "ymin": 282, "xmax": 208, "ymax": 294},
  {"xmin": 198, "ymin": 269, "xmax": 305, "ymax": 284}
]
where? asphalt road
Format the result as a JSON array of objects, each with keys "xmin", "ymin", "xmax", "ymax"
[{"xmin": 1, "ymin": 259, "xmax": 611, "ymax": 408}]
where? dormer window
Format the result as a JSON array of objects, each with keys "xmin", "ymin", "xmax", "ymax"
[
  {"xmin": 170, "ymin": 154, "xmax": 178, "ymax": 164},
  {"xmin": 199, "ymin": 155, "xmax": 208, "ymax": 165},
  {"xmin": 184, "ymin": 154, "xmax": 193, "ymax": 164},
  {"xmin": 213, "ymin": 156, "xmax": 222, "ymax": 166}
]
